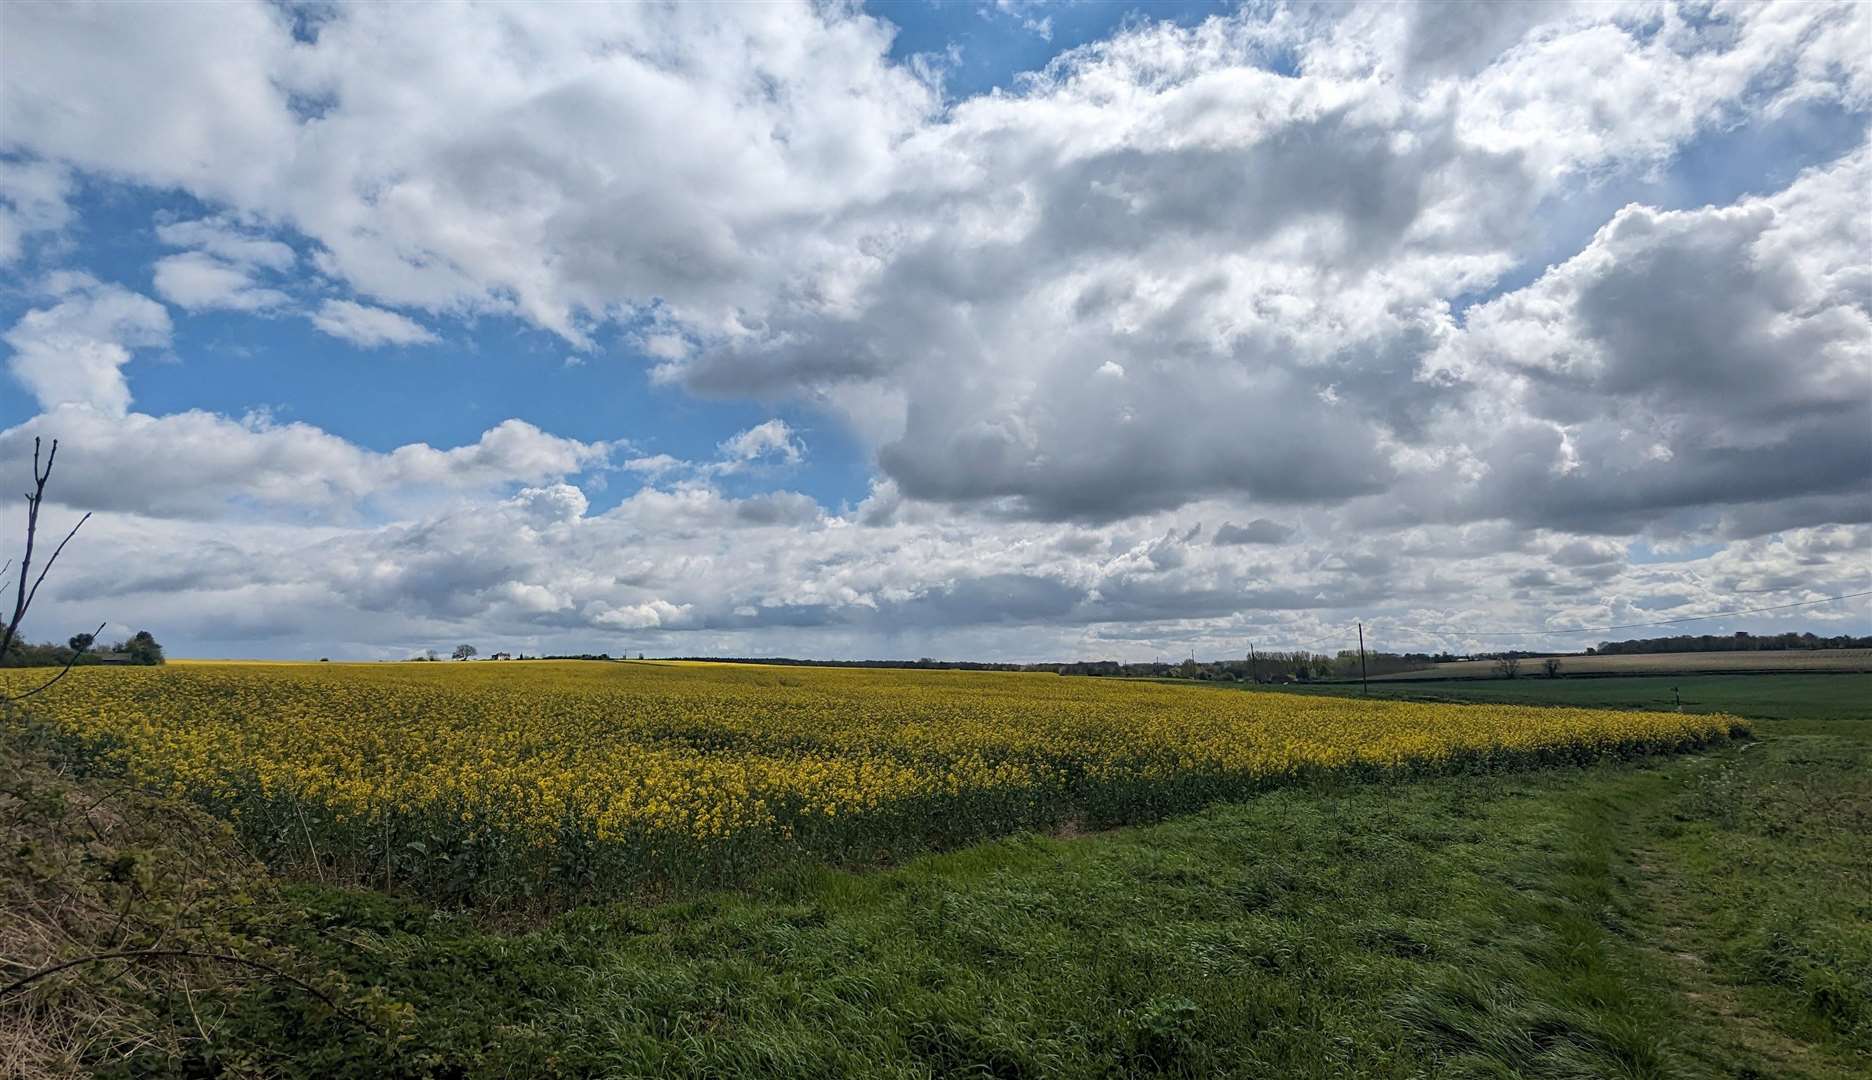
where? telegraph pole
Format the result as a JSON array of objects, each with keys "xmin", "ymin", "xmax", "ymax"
[{"xmin": 1357, "ymin": 621, "xmax": 1368, "ymax": 696}]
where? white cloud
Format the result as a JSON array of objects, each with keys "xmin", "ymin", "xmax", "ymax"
[
  {"xmin": 508, "ymin": 482, "xmax": 589, "ymax": 528},
  {"xmin": 640, "ymin": 334, "xmax": 691, "ymax": 361},
  {"xmin": 3, "ymin": 276, "xmax": 171, "ymax": 416},
  {"xmin": 715, "ymin": 419, "xmax": 804, "ymax": 471},
  {"xmin": 614, "ymin": 422, "xmax": 807, "ymax": 484},
  {"xmin": 0, "ymin": 158, "xmax": 72, "ymax": 264},
  {"xmin": 1, "ymin": 2, "xmax": 1868, "ymax": 658},
  {"xmin": 308, "ymin": 299, "xmax": 439, "ymax": 347},
  {"xmin": 0, "ymin": 408, "xmax": 610, "ymax": 519},
  {"xmin": 1, "ymin": 2, "xmax": 937, "ymax": 340},
  {"xmin": 10, "ymin": 474, "xmax": 1866, "ymax": 661},
  {"xmin": 623, "ymin": 453, "xmax": 683, "ymax": 475},
  {"xmin": 150, "ymin": 215, "xmax": 296, "ymax": 310},
  {"xmin": 1428, "ymin": 146, "xmax": 1872, "ymax": 535},
  {"xmin": 155, "ymin": 216, "xmax": 295, "ymax": 271},
  {"xmin": 152, "ymin": 251, "xmax": 289, "ymax": 311}
]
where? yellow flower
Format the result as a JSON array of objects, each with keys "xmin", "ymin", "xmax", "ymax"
[{"xmin": 4, "ymin": 659, "xmax": 1737, "ymax": 882}]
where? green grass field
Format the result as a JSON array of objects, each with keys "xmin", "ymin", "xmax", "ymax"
[
  {"xmin": 1251, "ymin": 672, "xmax": 1872, "ymax": 730},
  {"xmin": 1366, "ymin": 649, "xmax": 1872, "ymax": 681},
  {"xmin": 5, "ymin": 673, "xmax": 1866, "ymax": 1078}
]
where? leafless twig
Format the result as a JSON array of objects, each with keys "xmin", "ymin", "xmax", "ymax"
[
  {"xmin": 4, "ymin": 439, "xmax": 87, "ymax": 658},
  {"xmin": 0, "ymin": 950, "xmax": 373, "ymax": 1032},
  {"xmin": 2, "ymin": 437, "xmax": 105, "ymax": 703},
  {"xmin": 8, "ymin": 622, "xmax": 107, "ymax": 703}
]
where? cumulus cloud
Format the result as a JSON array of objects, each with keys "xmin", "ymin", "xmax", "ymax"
[
  {"xmin": 716, "ymin": 419, "xmax": 805, "ymax": 471},
  {"xmin": 508, "ymin": 483, "xmax": 589, "ymax": 528},
  {"xmin": 1433, "ymin": 146, "xmax": 1872, "ymax": 536},
  {"xmin": 616, "ymin": 421, "xmax": 808, "ymax": 484},
  {"xmin": 152, "ymin": 251, "xmax": 289, "ymax": 311},
  {"xmin": 3, "ymin": 275, "xmax": 171, "ymax": 416},
  {"xmin": 1, "ymin": 2, "xmax": 936, "ymax": 339},
  {"xmin": 149, "ymin": 215, "xmax": 295, "ymax": 310},
  {"xmin": 15, "ymin": 480, "xmax": 1864, "ymax": 661},
  {"xmin": 1, "ymin": 1, "xmax": 1868, "ymax": 658},
  {"xmin": 5, "ymin": 5, "xmax": 1863, "ymax": 522},
  {"xmin": 308, "ymin": 300, "xmax": 439, "ymax": 347},
  {"xmin": 154, "ymin": 216, "xmax": 294, "ymax": 271},
  {"xmin": 0, "ymin": 408, "xmax": 610, "ymax": 519}
]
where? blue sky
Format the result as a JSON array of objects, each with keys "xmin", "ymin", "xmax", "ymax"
[
  {"xmin": 0, "ymin": 177, "xmax": 875, "ymax": 516},
  {"xmin": 1, "ymin": 1, "xmax": 1867, "ymax": 659},
  {"xmin": 879, "ymin": 0, "xmax": 1236, "ymax": 96}
]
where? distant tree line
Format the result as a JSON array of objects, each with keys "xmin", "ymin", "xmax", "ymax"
[
  {"xmin": 388, "ymin": 628, "xmax": 1866, "ymax": 678},
  {"xmin": 1063, "ymin": 650, "xmax": 1450, "ymax": 683},
  {"xmin": 569, "ymin": 651, "xmax": 1460, "ymax": 681},
  {"xmin": 1588, "ymin": 631, "xmax": 1872, "ymax": 655},
  {"xmin": 663, "ymin": 656, "xmax": 1059, "ymax": 672},
  {"xmin": 1, "ymin": 630, "xmax": 164, "ymax": 668}
]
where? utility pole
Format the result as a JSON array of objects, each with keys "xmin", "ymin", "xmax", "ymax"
[
  {"xmin": 1249, "ymin": 643, "xmax": 1257, "ymax": 683},
  {"xmin": 1358, "ymin": 621, "xmax": 1368, "ymax": 696}
]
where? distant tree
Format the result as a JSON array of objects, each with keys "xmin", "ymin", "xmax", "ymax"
[
  {"xmin": 1542, "ymin": 658, "xmax": 1562, "ymax": 678},
  {"xmin": 120, "ymin": 630, "xmax": 164, "ymax": 665},
  {"xmin": 68, "ymin": 631, "xmax": 95, "ymax": 652},
  {"xmin": 1493, "ymin": 655, "xmax": 1521, "ymax": 679},
  {"xmin": 452, "ymin": 644, "xmax": 478, "ymax": 660}
]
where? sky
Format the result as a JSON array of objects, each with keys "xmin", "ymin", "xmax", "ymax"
[{"xmin": 1, "ymin": 0, "xmax": 1868, "ymax": 662}]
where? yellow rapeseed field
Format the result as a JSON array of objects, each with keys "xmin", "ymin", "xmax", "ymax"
[{"xmin": 3, "ymin": 660, "xmax": 1740, "ymax": 903}]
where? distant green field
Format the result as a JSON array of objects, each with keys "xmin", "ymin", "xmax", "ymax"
[
  {"xmin": 1237, "ymin": 672, "xmax": 1872, "ymax": 732},
  {"xmin": 1370, "ymin": 643, "xmax": 1864, "ymax": 677},
  {"xmin": 1368, "ymin": 648, "xmax": 1872, "ymax": 681}
]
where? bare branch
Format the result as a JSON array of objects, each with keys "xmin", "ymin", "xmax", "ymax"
[
  {"xmin": 0, "ymin": 949, "xmax": 374, "ymax": 1032},
  {"xmin": 2, "ymin": 437, "xmax": 101, "ymax": 677},
  {"xmin": 2, "ymin": 436, "xmax": 49, "ymax": 659},
  {"xmin": 17, "ymin": 511, "xmax": 91, "ymax": 623},
  {"xmin": 7, "ymin": 621, "xmax": 108, "ymax": 703}
]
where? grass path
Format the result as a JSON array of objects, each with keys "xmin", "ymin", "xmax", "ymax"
[{"xmin": 1617, "ymin": 730, "xmax": 1871, "ymax": 1079}]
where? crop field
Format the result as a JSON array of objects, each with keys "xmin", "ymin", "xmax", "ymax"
[
  {"xmin": 1369, "ymin": 647, "xmax": 1872, "ymax": 680},
  {"xmin": 5, "ymin": 660, "xmax": 1739, "ymax": 906}
]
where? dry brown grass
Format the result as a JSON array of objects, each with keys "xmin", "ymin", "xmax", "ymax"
[{"xmin": 0, "ymin": 721, "xmax": 284, "ymax": 1077}]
